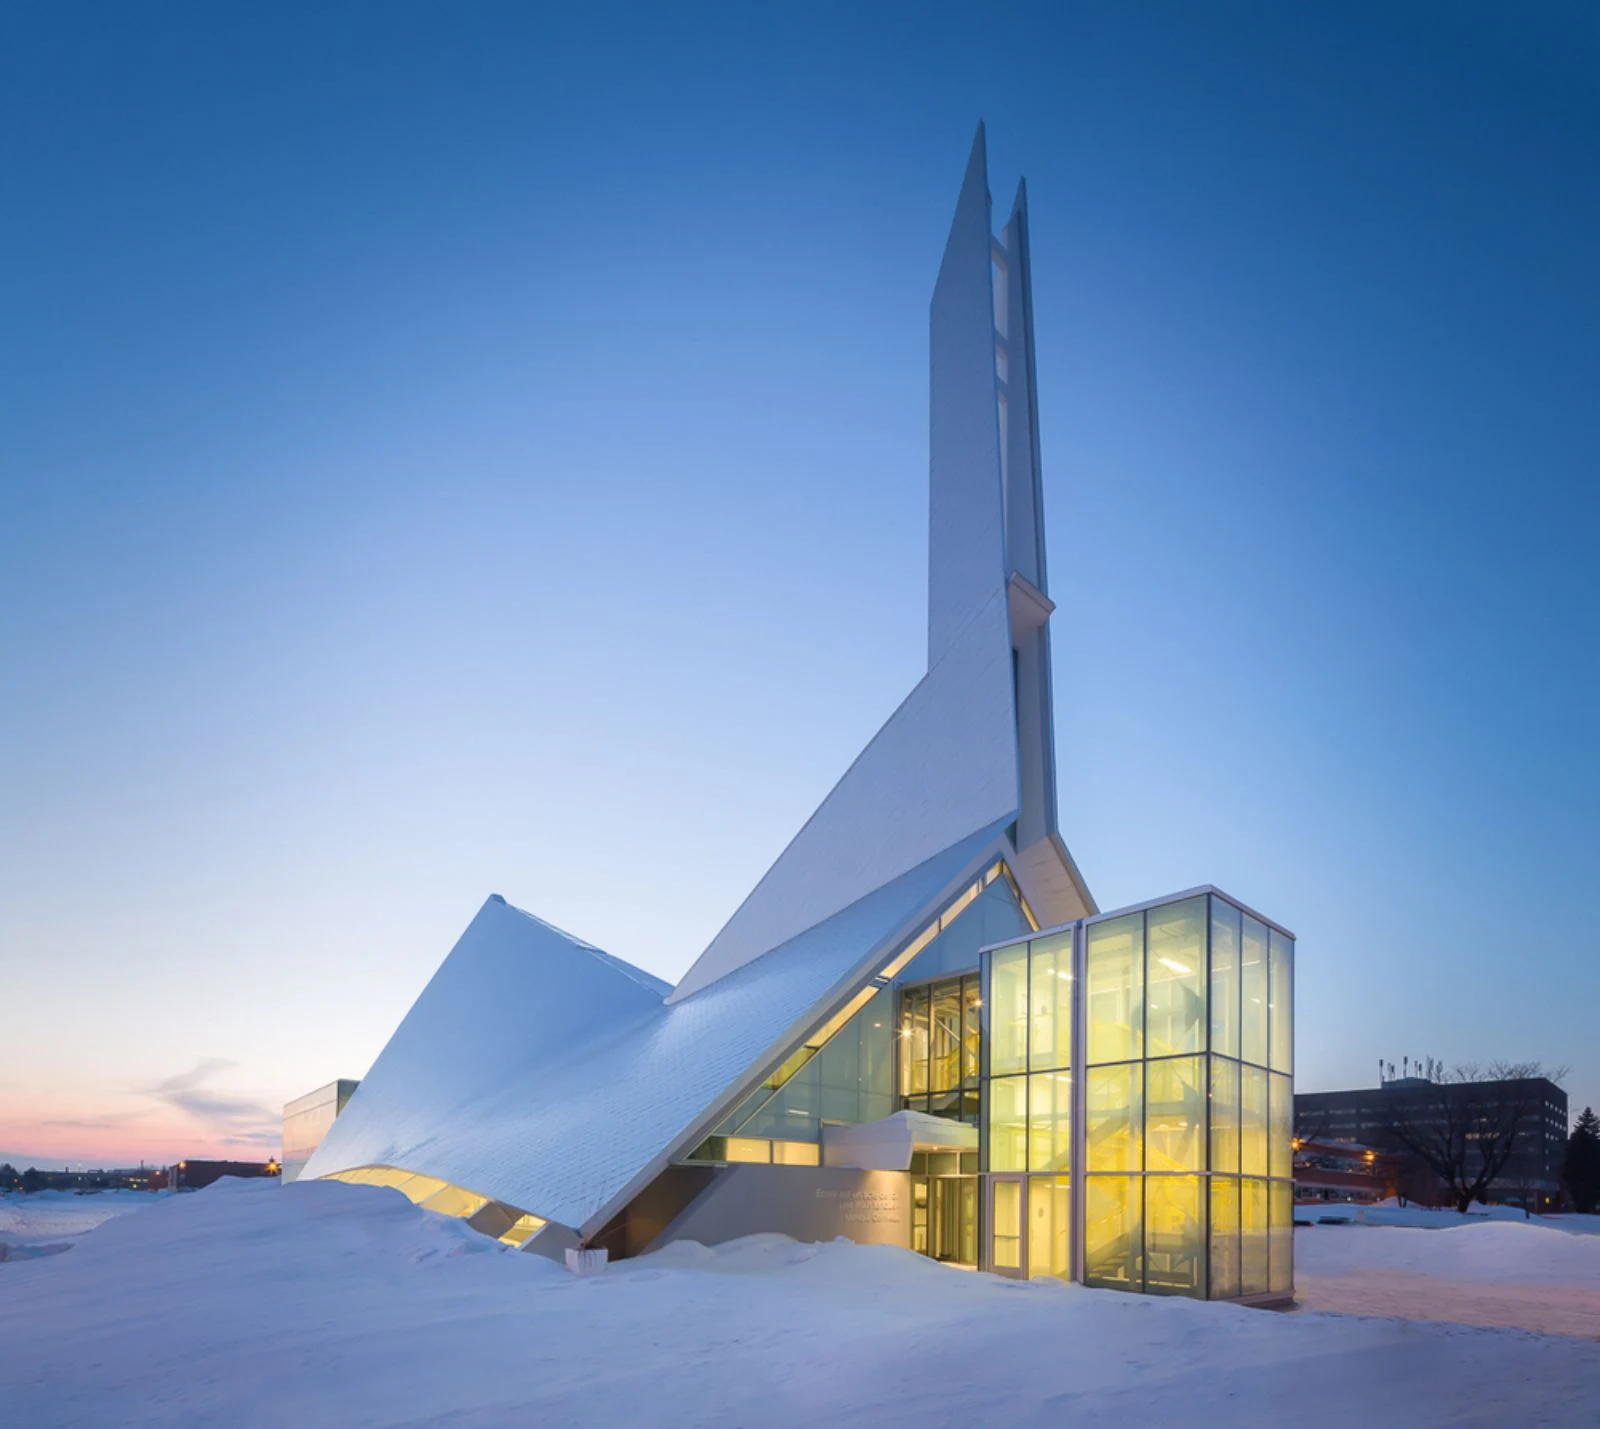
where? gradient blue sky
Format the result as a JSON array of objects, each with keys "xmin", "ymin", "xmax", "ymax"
[{"xmin": 2, "ymin": 2, "xmax": 1596, "ymax": 1165}]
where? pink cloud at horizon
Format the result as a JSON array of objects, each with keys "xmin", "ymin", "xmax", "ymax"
[{"xmin": 2, "ymin": 1061, "xmax": 282, "ymax": 1169}]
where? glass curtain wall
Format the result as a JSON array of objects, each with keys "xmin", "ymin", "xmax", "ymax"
[
  {"xmin": 979, "ymin": 929, "xmax": 1074, "ymax": 1279},
  {"xmin": 899, "ymin": 973, "xmax": 983, "ymax": 1124},
  {"xmin": 1203, "ymin": 896, "xmax": 1295, "ymax": 1298},
  {"xmin": 986, "ymin": 890, "xmax": 1295, "ymax": 1301}
]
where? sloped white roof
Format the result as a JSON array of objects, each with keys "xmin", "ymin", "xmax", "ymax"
[{"xmin": 303, "ymin": 822, "xmax": 1009, "ymax": 1233}]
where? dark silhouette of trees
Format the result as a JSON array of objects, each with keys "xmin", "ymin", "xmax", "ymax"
[
  {"xmin": 1384, "ymin": 1061, "xmax": 1563, "ymax": 1214},
  {"xmin": 1564, "ymin": 1107, "xmax": 1600, "ymax": 1214}
]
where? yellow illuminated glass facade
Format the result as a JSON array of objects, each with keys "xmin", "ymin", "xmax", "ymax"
[
  {"xmin": 980, "ymin": 927, "xmax": 1076, "ymax": 1279},
  {"xmin": 981, "ymin": 890, "xmax": 1294, "ymax": 1301},
  {"xmin": 324, "ymin": 1165, "xmax": 548, "ymax": 1247}
]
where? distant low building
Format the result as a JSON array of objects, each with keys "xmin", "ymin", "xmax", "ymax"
[
  {"xmin": 281, "ymin": 1079, "xmax": 360, "ymax": 1183},
  {"xmin": 1295, "ymin": 1073, "xmax": 1567, "ymax": 1208},
  {"xmin": 7, "ymin": 1166, "xmax": 167, "ymax": 1193},
  {"xmin": 168, "ymin": 1160, "xmax": 279, "ymax": 1191}
]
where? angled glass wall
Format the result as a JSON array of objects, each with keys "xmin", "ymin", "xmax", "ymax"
[{"xmin": 690, "ymin": 862, "xmax": 1031, "ymax": 1163}]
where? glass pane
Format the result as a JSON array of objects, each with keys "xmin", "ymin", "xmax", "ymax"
[
  {"xmin": 1269, "ymin": 1179, "xmax": 1294, "ymax": 1294},
  {"xmin": 1241, "ymin": 1177, "xmax": 1269, "ymax": 1295},
  {"xmin": 990, "ymin": 1179, "xmax": 1022, "ymax": 1271},
  {"xmin": 987, "ymin": 1075, "xmax": 1028, "ymax": 1172},
  {"xmin": 1241, "ymin": 1065, "xmax": 1269, "ymax": 1176},
  {"xmin": 1268, "ymin": 1072, "xmax": 1294, "ymax": 1179},
  {"xmin": 1027, "ymin": 1175, "xmax": 1072, "ymax": 1280},
  {"xmin": 418, "ymin": 1184, "xmax": 489, "ymax": 1218},
  {"xmin": 1209, "ymin": 1175, "xmax": 1240, "ymax": 1299},
  {"xmin": 859, "ymin": 1001, "xmax": 895, "ymax": 1123},
  {"xmin": 1086, "ymin": 914, "xmax": 1143, "ymax": 1063},
  {"xmin": 931, "ymin": 982, "xmax": 962, "ymax": 1093},
  {"xmin": 1084, "ymin": 1175, "xmax": 1143, "ymax": 1290},
  {"xmin": 1086, "ymin": 1063, "xmax": 1143, "ymax": 1172},
  {"xmin": 1241, "ymin": 916, "xmax": 1269, "ymax": 1066},
  {"xmin": 1144, "ymin": 1175, "xmax": 1204, "ymax": 1297},
  {"xmin": 961, "ymin": 977, "xmax": 982, "ymax": 1085},
  {"xmin": 901, "ymin": 986, "xmax": 930, "ymax": 1095},
  {"xmin": 1146, "ymin": 897, "xmax": 1205, "ymax": 1057},
  {"xmin": 1028, "ymin": 1072, "xmax": 1072, "ymax": 1172},
  {"xmin": 1028, "ymin": 931, "xmax": 1073, "ymax": 1072},
  {"xmin": 988, "ymin": 943, "xmax": 1029, "ymax": 1077},
  {"xmin": 1209, "ymin": 1056, "xmax": 1241, "ymax": 1175},
  {"xmin": 1208, "ymin": 896, "xmax": 1241, "ymax": 1058},
  {"xmin": 1145, "ymin": 1056, "xmax": 1204, "ymax": 1172},
  {"xmin": 1268, "ymin": 929, "xmax": 1294, "ymax": 1074},
  {"xmin": 959, "ymin": 1176, "xmax": 979, "ymax": 1266}
]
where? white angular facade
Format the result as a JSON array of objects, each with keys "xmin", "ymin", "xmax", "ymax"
[{"xmin": 301, "ymin": 127, "xmax": 1297, "ymax": 1287}]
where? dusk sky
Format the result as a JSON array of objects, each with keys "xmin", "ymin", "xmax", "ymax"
[{"xmin": 2, "ymin": 2, "xmax": 1596, "ymax": 1167}]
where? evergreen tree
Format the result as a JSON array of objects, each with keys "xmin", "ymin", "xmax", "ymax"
[{"xmin": 1564, "ymin": 1107, "xmax": 1600, "ymax": 1214}]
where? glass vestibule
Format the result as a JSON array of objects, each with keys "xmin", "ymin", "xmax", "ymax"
[{"xmin": 981, "ymin": 890, "xmax": 1295, "ymax": 1301}]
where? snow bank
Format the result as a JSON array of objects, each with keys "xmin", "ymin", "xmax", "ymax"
[
  {"xmin": 0, "ymin": 1179, "xmax": 1595, "ymax": 1428},
  {"xmin": 0, "ymin": 1188, "xmax": 158, "ymax": 1260},
  {"xmin": 1301, "ymin": 1201, "xmax": 1600, "ymax": 1234},
  {"xmin": 1295, "ymin": 1218, "xmax": 1600, "ymax": 1338},
  {"xmin": 1298, "ymin": 1218, "xmax": 1600, "ymax": 1286}
]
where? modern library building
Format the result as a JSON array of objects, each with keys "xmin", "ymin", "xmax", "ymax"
[{"xmin": 292, "ymin": 127, "xmax": 1296, "ymax": 1303}]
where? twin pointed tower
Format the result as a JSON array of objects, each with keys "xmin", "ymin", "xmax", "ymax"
[
  {"xmin": 301, "ymin": 127, "xmax": 1095, "ymax": 1252},
  {"xmin": 670, "ymin": 122, "xmax": 1091, "ymax": 1002}
]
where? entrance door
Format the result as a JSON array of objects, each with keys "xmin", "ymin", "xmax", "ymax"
[
  {"xmin": 929, "ymin": 1175, "xmax": 979, "ymax": 1266},
  {"xmin": 987, "ymin": 1174, "xmax": 1026, "ymax": 1277}
]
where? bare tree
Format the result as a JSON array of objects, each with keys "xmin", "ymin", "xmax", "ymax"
[
  {"xmin": 1293, "ymin": 1104, "xmax": 1330, "ymax": 1149},
  {"xmin": 1384, "ymin": 1061, "xmax": 1564, "ymax": 1214}
]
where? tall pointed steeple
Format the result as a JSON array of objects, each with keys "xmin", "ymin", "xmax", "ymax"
[
  {"xmin": 927, "ymin": 122, "xmax": 1009, "ymax": 671},
  {"xmin": 929, "ymin": 126, "xmax": 1093, "ymax": 921}
]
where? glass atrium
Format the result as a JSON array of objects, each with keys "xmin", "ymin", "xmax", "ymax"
[{"xmin": 981, "ymin": 890, "xmax": 1295, "ymax": 1299}]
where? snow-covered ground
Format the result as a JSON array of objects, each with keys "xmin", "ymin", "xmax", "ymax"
[
  {"xmin": 1296, "ymin": 1215, "xmax": 1600, "ymax": 1338},
  {"xmin": 1, "ymin": 1179, "xmax": 1596, "ymax": 1428},
  {"xmin": 0, "ymin": 1188, "xmax": 158, "ymax": 1261},
  {"xmin": 1304, "ymin": 1198, "xmax": 1600, "ymax": 1233}
]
